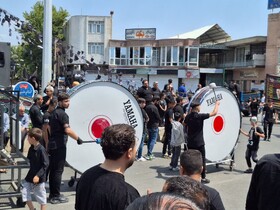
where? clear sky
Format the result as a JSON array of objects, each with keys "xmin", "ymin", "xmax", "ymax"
[{"xmin": 0, "ymin": 0, "xmax": 276, "ymax": 46}]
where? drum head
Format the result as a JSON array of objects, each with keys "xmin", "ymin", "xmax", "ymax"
[
  {"xmin": 66, "ymin": 81, "xmax": 143, "ymax": 173},
  {"xmin": 189, "ymin": 86, "xmax": 241, "ymax": 162}
]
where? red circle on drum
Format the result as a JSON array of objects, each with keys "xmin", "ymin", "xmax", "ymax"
[
  {"xmin": 91, "ymin": 118, "xmax": 111, "ymax": 138},
  {"xmin": 213, "ymin": 115, "xmax": 224, "ymax": 134}
]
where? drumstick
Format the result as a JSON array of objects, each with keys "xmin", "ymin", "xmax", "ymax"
[
  {"xmin": 81, "ymin": 138, "xmax": 101, "ymax": 144},
  {"xmin": 209, "ymin": 83, "xmax": 217, "ymax": 101}
]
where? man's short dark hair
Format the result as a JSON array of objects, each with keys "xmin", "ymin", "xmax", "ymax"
[
  {"xmin": 176, "ymin": 96, "xmax": 183, "ymax": 104},
  {"xmin": 164, "ymin": 176, "xmax": 210, "ymax": 210},
  {"xmin": 100, "ymin": 124, "xmax": 136, "ymax": 160},
  {"xmin": 168, "ymin": 79, "xmax": 172, "ymax": 83},
  {"xmin": 58, "ymin": 93, "xmax": 70, "ymax": 102},
  {"xmin": 28, "ymin": 128, "xmax": 43, "ymax": 141},
  {"xmin": 137, "ymin": 98, "xmax": 146, "ymax": 104},
  {"xmin": 180, "ymin": 150, "xmax": 203, "ymax": 176}
]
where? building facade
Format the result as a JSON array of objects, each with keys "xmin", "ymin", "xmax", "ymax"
[{"xmin": 63, "ymin": 13, "xmax": 280, "ymax": 93}]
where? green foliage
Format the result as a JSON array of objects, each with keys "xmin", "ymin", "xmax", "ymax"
[{"xmin": 12, "ymin": 1, "xmax": 69, "ymax": 82}]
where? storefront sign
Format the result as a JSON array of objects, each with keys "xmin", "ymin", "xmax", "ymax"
[
  {"xmin": 266, "ymin": 74, "xmax": 280, "ymax": 109},
  {"xmin": 125, "ymin": 28, "xmax": 156, "ymax": 40}
]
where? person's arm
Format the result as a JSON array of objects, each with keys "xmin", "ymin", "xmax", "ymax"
[
  {"xmin": 255, "ymin": 127, "xmax": 265, "ymax": 138},
  {"xmin": 240, "ymin": 128, "xmax": 249, "ymax": 137},
  {"xmin": 209, "ymin": 101, "xmax": 220, "ymax": 117}
]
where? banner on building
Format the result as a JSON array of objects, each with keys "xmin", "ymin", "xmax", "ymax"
[
  {"xmin": 268, "ymin": 0, "xmax": 280, "ymax": 9},
  {"xmin": 265, "ymin": 74, "xmax": 280, "ymax": 109},
  {"xmin": 125, "ymin": 28, "xmax": 156, "ymax": 40}
]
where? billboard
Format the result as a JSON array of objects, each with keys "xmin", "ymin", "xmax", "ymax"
[
  {"xmin": 125, "ymin": 28, "xmax": 156, "ymax": 40},
  {"xmin": 266, "ymin": 74, "xmax": 280, "ymax": 109},
  {"xmin": 268, "ymin": 0, "xmax": 280, "ymax": 9}
]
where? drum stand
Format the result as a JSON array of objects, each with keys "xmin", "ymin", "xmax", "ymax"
[
  {"xmin": 207, "ymin": 143, "xmax": 237, "ymax": 171},
  {"xmin": 68, "ymin": 170, "xmax": 80, "ymax": 187}
]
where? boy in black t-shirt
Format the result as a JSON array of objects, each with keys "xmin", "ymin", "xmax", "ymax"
[
  {"xmin": 21, "ymin": 128, "xmax": 49, "ymax": 210},
  {"xmin": 240, "ymin": 116, "xmax": 265, "ymax": 173}
]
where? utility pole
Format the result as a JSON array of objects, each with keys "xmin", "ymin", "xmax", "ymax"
[{"xmin": 42, "ymin": 0, "xmax": 52, "ymax": 93}]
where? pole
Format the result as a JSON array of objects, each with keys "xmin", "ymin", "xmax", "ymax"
[{"xmin": 42, "ymin": 0, "xmax": 52, "ymax": 94}]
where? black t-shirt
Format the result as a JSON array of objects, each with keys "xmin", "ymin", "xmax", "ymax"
[
  {"xmin": 145, "ymin": 103, "xmax": 160, "ymax": 129},
  {"xmin": 49, "ymin": 107, "xmax": 69, "ymax": 149},
  {"xmin": 247, "ymin": 126, "xmax": 263, "ymax": 150},
  {"xmin": 173, "ymin": 104, "xmax": 184, "ymax": 121},
  {"xmin": 246, "ymin": 154, "xmax": 280, "ymax": 210},
  {"xmin": 29, "ymin": 104, "xmax": 43, "ymax": 129},
  {"xmin": 263, "ymin": 105, "xmax": 276, "ymax": 122},
  {"xmin": 25, "ymin": 144, "xmax": 49, "ymax": 183},
  {"xmin": 203, "ymin": 184, "xmax": 225, "ymax": 210},
  {"xmin": 184, "ymin": 112, "xmax": 210, "ymax": 148},
  {"xmin": 137, "ymin": 86, "xmax": 153, "ymax": 102},
  {"xmin": 75, "ymin": 164, "xmax": 140, "ymax": 210},
  {"xmin": 165, "ymin": 108, "xmax": 174, "ymax": 131},
  {"xmin": 250, "ymin": 101, "xmax": 259, "ymax": 114}
]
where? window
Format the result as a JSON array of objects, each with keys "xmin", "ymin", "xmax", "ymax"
[
  {"xmin": 88, "ymin": 21, "xmax": 104, "ymax": 34},
  {"xmin": 172, "ymin": 46, "xmax": 178, "ymax": 66},
  {"xmin": 88, "ymin": 43, "xmax": 104, "ymax": 55},
  {"xmin": 189, "ymin": 47, "xmax": 199, "ymax": 66}
]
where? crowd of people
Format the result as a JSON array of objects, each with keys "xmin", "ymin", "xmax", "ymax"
[
  {"xmin": 4, "ymin": 83, "xmax": 84, "ymax": 209},
  {"xmin": 1, "ymin": 77, "xmax": 279, "ymax": 210},
  {"xmin": 135, "ymin": 79, "xmax": 219, "ymax": 184}
]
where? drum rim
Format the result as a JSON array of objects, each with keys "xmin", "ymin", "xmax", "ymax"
[
  {"xmin": 65, "ymin": 80, "xmax": 144, "ymax": 173},
  {"xmin": 187, "ymin": 86, "xmax": 242, "ymax": 162}
]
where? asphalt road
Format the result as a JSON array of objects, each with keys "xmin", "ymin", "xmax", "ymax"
[{"xmin": 1, "ymin": 115, "xmax": 279, "ymax": 210}]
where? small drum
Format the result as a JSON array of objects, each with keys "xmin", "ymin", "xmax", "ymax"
[
  {"xmin": 66, "ymin": 81, "xmax": 143, "ymax": 173},
  {"xmin": 188, "ymin": 86, "xmax": 241, "ymax": 163}
]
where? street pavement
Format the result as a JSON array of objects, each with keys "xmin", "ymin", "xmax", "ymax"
[{"xmin": 1, "ymin": 115, "xmax": 280, "ymax": 210}]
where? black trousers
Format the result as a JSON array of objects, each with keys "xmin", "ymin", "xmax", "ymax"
[
  {"xmin": 49, "ymin": 147, "xmax": 66, "ymax": 198},
  {"xmin": 188, "ymin": 145, "xmax": 206, "ymax": 179},
  {"xmin": 263, "ymin": 120, "xmax": 273, "ymax": 139}
]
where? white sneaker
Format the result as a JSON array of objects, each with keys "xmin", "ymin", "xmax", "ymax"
[{"xmin": 137, "ymin": 157, "xmax": 147, "ymax": 162}]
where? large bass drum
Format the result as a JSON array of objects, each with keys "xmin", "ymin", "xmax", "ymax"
[
  {"xmin": 66, "ymin": 81, "xmax": 143, "ymax": 173},
  {"xmin": 188, "ymin": 86, "xmax": 241, "ymax": 163}
]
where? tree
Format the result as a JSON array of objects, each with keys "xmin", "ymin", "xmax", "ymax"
[{"xmin": 12, "ymin": 1, "xmax": 69, "ymax": 81}]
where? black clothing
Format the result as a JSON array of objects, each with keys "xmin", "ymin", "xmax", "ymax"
[
  {"xmin": 48, "ymin": 106, "xmax": 69, "ymax": 198},
  {"xmin": 250, "ymin": 101, "xmax": 259, "ymax": 116},
  {"xmin": 163, "ymin": 108, "xmax": 174, "ymax": 156},
  {"xmin": 29, "ymin": 104, "xmax": 43, "ymax": 129},
  {"xmin": 263, "ymin": 105, "xmax": 275, "ymax": 122},
  {"xmin": 263, "ymin": 105, "xmax": 275, "ymax": 139},
  {"xmin": 184, "ymin": 112, "xmax": 210, "ymax": 148},
  {"xmin": 137, "ymin": 86, "xmax": 153, "ymax": 103},
  {"xmin": 141, "ymin": 107, "xmax": 149, "ymax": 133},
  {"xmin": 75, "ymin": 164, "xmax": 140, "ymax": 210},
  {"xmin": 184, "ymin": 112, "xmax": 210, "ymax": 179},
  {"xmin": 49, "ymin": 107, "xmax": 69, "ymax": 150},
  {"xmin": 152, "ymin": 87, "xmax": 161, "ymax": 98},
  {"xmin": 25, "ymin": 144, "xmax": 49, "ymax": 183},
  {"xmin": 246, "ymin": 154, "xmax": 280, "ymax": 210},
  {"xmin": 49, "ymin": 147, "xmax": 66, "ymax": 198},
  {"xmin": 203, "ymin": 184, "xmax": 225, "ymax": 210},
  {"xmin": 41, "ymin": 95, "xmax": 50, "ymax": 113},
  {"xmin": 247, "ymin": 126, "xmax": 263, "ymax": 151},
  {"xmin": 173, "ymin": 104, "xmax": 184, "ymax": 121},
  {"xmin": 145, "ymin": 103, "xmax": 160, "ymax": 129}
]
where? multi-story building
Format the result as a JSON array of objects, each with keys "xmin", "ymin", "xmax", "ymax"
[
  {"xmin": 64, "ymin": 14, "xmax": 113, "ymax": 66},
  {"xmin": 63, "ymin": 12, "xmax": 280, "ymax": 93}
]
